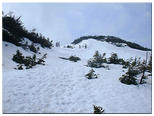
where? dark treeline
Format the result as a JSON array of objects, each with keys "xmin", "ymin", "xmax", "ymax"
[
  {"xmin": 2, "ymin": 12, "xmax": 53, "ymax": 48},
  {"xmin": 72, "ymin": 35, "xmax": 151, "ymax": 51}
]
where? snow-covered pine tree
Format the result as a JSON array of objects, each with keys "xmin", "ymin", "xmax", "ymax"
[
  {"xmin": 87, "ymin": 51, "xmax": 104, "ymax": 68},
  {"xmin": 108, "ymin": 53, "xmax": 119, "ymax": 64},
  {"xmin": 29, "ymin": 42, "xmax": 37, "ymax": 53},
  {"xmin": 85, "ymin": 69, "xmax": 98, "ymax": 79},
  {"xmin": 119, "ymin": 66, "xmax": 138, "ymax": 85},
  {"xmin": 12, "ymin": 50, "xmax": 25, "ymax": 64}
]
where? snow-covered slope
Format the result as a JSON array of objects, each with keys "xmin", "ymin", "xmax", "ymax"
[
  {"xmin": 2, "ymin": 39, "xmax": 152, "ymax": 113},
  {"xmin": 73, "ymin": 39, "xmax": 149, "ymax": 60}
]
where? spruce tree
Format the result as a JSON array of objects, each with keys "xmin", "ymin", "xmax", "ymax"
[
  {"xmin": 12, "ymin": 50, "xmax": 24, "ymax": 64},
  {"xmin": 29, "ymin": 42, "xmax": 37, "ymax": 53},
  {"xmin": 109, "ymin": 53, "xmax": 119, "ymax": 64},
  {"xmin": 139, "ymin": 60, "xmax": 147, "ymax": 84}
]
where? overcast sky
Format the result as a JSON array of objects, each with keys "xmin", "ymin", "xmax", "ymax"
[{"xmin": 3, "ymin": 3, "xmax": 152, "ymax": 48}]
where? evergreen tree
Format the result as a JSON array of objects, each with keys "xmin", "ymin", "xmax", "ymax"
[
  {"xmin": 147, "ymin": 53, "xmax": 152, "ymax": 73},
  {"xmin": 93, "ymin": 51, "xmax": 102, "ymax": 67},
  {"xmin": 139, "ymin": 60, "xmax": 147, "ymax": 84},
  {"xmin": 131, "ymin": 57, "xmax": 137, "ymax": 67},
  {"xmin": 102, "ymin": 53, "xmax": 107, "ymax": 63},
  {"xmin": 12, "ymin": 50, "xmax": 24, "ymax": 64},
  {"xmin": 108, "ymin": 53, "xmax": 119, "ymax": 64},
  {"xmin": 119, "ymin": 66, "xmax": 138, "ymax": 85},
  {"xmin": 69, "ymin": 56, "xmax": 81, "ymax": 62},
  {"xmin": 32, "ymin": 54, "xmax": 37, "ymax": 66},
  {"xmin": 85, "ymin": 69, "xmax": 98, "ymax": 79},
  {"xmin": 3, "ymin": 12, "xmax": 53, "ymax": 49},
  {"xmin": 37, "ymin": 53, "xmax": 47, "ymax": 65},
  {"xmin": 29, "ymin": 42, "xmax": 37, "ymax": 53},
  {"xmin": 87, "ymin": 51, "xmax": 107, "ymax": 68}
]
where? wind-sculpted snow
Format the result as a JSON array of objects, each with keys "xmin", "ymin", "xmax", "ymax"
[{"xmin": 2, "ymin": 40, "xmax": 152, "ymax": 113}]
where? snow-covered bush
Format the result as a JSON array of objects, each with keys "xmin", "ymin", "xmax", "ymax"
[
  {"xmin": 139, "ymin": 60, "xmax": 147, "ymax": 84},
  {"xmin": 24, "ymin": 55, "xmax": 37, "ymax": 69},
  {"xmin": 29, "ymin": 42, "xmax": 37, "ymax": 53},
  {"xmin": 93, "ymin": 105, "xmax": 104, "ymax": 114},
  {"xmin": 69, "ymin": 56, "xmax": 81, "ymax": 62},
  {"xmin": 123, "ymin": 57, "xmax": 142, "ymax": 70},
  {"xmin": 119, "ymin": 74, "xmax": 137, "ymax": 85},
  {"xmin": 120, "ymin": 58, "xmax": 141, "ymax": 85},
  {"xmin": 87, "ymin": 59, "xmax": 101, "ymax": 68},
  {"xmin": 122, "ymin": 57, "xmax": 139, "ymax": 69},
  {"xmin": 37, "ymin": 53, "xmax": 47, "ymax": 65},
  {"xmin": 12, "ymin": 50, "xmax": 47, "ymax": 69},
  {"xmin": 120, "ymin": 56, "xmax": 151, "ymax": 85},
  {"xmin": 118, "ymin": 58, "xmax": 125, "ymax": 65},
  {"xmin": 17, "ymin": 64, "xmax": 23, "ymax": 70},
  {"xmin": 119, "ymin": 66, "xmax": 140, "ymax": 85},
  {"xmin": 12, "ymin": 50, "xmax": 25, "ymax": 64},
  {"xmin": 108, "ymin": 53, "xmax": 119, "ymax": 64},
  {"xmin": 101, "ymin": 53, "xmax": 107, "ymax": 63},
  {"xmin": 147, "ymin": 54, "xmax": 152, "ymax": 73},
  {"xmin": 87, "ymin": 51, "xmax": 106, "ymax": 68},
  {"xmin": 85, "ymin": 69, "xmax": 98, "ymax": 79},
  {"xmin": 22, "ymin": 42, "xmax": 40, "ymax": 53},
  {"xmin": 59, "ymin": 56, "xmax": 81, "ymax": 62},
  {"xmin": 122, "ymin": 60, "xmax": 130, "ymax": 68}
]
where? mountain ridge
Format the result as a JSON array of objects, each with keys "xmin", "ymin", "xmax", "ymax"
[{"xmin": 72, "ymin": 35, "xmax": 151, "ymax": 51}]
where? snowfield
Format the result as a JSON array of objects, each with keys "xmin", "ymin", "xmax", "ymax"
[{"xmin": 2, "ymin": 39, "xmax": 152, "ymax": 113}]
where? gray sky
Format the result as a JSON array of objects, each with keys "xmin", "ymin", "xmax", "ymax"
[{"xmin": 3, "ymin": 3, "xmax": 152, "ymax": 48}]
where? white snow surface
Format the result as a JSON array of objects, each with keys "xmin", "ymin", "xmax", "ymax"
[{"xmin": 3, "ymin": 39, "xmax": 152, "ymax": 113}]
